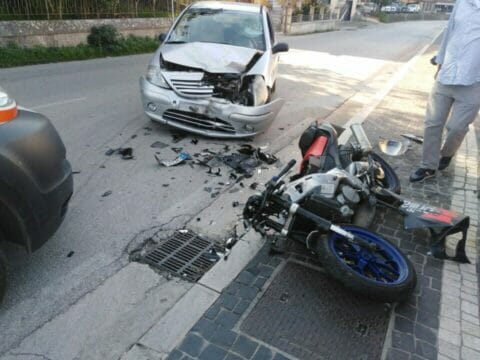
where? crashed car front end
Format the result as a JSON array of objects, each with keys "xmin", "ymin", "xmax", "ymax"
[{"xmin": 140, "ymin": 41, "xmax": 284, "ymax": 138}]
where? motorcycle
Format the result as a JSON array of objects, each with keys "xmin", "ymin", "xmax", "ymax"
[{"xmin": 243, "ymin": 122, "xmax": 470, "ymax": 303}]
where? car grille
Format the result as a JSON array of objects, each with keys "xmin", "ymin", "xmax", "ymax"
[
  {"xmin": 163, "ymin": 109, "xmax": 236, "ymax": 134},
  {"xmin": 164, "ymin": 72, "xmax": 214, "ymax": 97}
]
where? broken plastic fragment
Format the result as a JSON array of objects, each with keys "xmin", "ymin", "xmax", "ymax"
[
  {"xmin": 155, "ymin": 152, "xmax": 191, "ymax": 167},
  {"xmin": 151, "ymin": 141, "xmax": 169, "ymax": 149},
  {"xmin": 102, "ymin": 190, "xmax": 112, "ymax": 197},
  {"xmin": 119, "ymin": 148, "xmax": 134, "ymax": 160}
]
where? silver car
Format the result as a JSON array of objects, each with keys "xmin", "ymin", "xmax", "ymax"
[{"xmin": 139, "ymin": 1, "xmax": 288, "ymax": 138}]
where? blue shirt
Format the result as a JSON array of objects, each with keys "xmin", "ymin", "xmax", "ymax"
[{"xmin": 436, "ymin": 0, "xmax": 480, "ymax": 86}]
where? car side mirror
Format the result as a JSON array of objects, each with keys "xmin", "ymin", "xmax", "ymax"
[
  {"xmin": 159, "ymin": 33, "xmax": 167, "ymax": 42},
  {"xmin": 272, "ymin": 42, "xmax": 289, "ymax": 54}
]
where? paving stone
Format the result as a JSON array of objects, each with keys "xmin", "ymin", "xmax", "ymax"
[
  {"xmin": 236, "ymin": 271, "xmax": 256, "ymax": 286},
  {"xmin": 462, "ymin": 312, "xmax": 480, "ymax": 325},
  {"xmin": 463, "ymin": 333, "xmax": 480, "ymax": 352},
  {"xmin": 438, "ymin": 339, "xmax": 460, "ymax": 360},
  {"xmin": 215, "ymin": 309, "xmax": 240, "ymax": 329},
  {"xmin": 272, "ymin": 353, "xmax": 291, "ymax": 360},
  {"xmin": 198, "ymin": 343, "xmax": 228, "ymax": 360},
  {"xmin": 178, "ymin": 334, "xmax": 205, "ymax": 358},
  {"xmin": 205, "ymin": 305, "xmax": 221, "ymax": 320},
  {"xmin": 237, "ymin": 284, "xmax": 259, "ymax": 301},
  {"xmin": 414, "ymin": 323, "xmax": 436, "ymax": 345},
  {"xmin": 438, "ymin": 327, "xmax": 461, "ymax": 346},
  {"xmin": 461, "ymin": 300, "xmax": 478, "ymax": 316},
  {"xmin": 396, "ymin": 303, "xmax": 417, "ymax": 322},
  {"xmin": 191, "ymin": 318, "xmax": 217, "ymax": 340},
  {"xmin": 461, "ymin": 346, "xmax": 480, "ymax": 360},
  {"xmin": 418, "ymin": 311, "xmax": 440, "ymax": 329},
  {"xmin": 415, "ymin": 340, "xmax": 437, "ymax": 360},
  {"xmin": 210, "ymin": 328, "xmax": 237, "ymax": 348},
  {"xmin": 166, "ymin": 349, "xmax": 184, "ymax": 360},
  {"xmin": 231, "ymin": 335, "xmax": 258, "ymax": 359},
  {"xmin": 462, "ymin": 321, "xmax": 480, "ymax": 337},
  {"xmin": 252, "ymin": 345, "xmax": 274, "ymax": 360},
  {"xmin": 219, "ymin": 293, "xmax": 240, "ymax": 311},
  {"xmin": 386, "ymin": 348, "xmax": 410, "ymax": 360},
  {"xmin": 392, "ymin": 331, "xmax": 415, "ymax": 353},
  {"xmin": 225, "ymin": 353, "xmax": 243, "ymax": 360},
  {"xmin": 395, "ymin": 316, "xmax": 414, "ymax": 334},
  {"xmin": 440, "ymin": 317, "xmax": 461, "ymax": 333},
  {"xmin": 253, "ymin": 276, "xmax": 268, "ymax": 289},
  {"xmin": 233, "ymin": 300, "xmax": 251, "ymax": 315}
]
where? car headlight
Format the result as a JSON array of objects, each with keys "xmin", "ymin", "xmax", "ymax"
[
  {"xmin": 146, "ymin": 65, "xmax": 170, "ymax": 89},
  {"xmin": 0, "ymin": 89, "xmax": 18, "ymax": 124}
]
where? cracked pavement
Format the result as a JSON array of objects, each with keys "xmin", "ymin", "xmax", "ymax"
[{"xmin": 0, "ymin": 21, "xmax": 446, "ymax": 358}]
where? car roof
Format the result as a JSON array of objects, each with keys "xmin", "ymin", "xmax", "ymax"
[{"xmin": 189, "ymin": 1, "xmax": 262, "ymax": 13}]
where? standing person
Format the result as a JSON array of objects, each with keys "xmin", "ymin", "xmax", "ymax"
[{"xmin": 410, "ymin": 0, "xmax": 480, "ymax": 182}]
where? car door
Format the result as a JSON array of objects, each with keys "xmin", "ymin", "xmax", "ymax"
[{"xmin": 265, "ymin": 10, "xmax": 278, "ymax": 89}]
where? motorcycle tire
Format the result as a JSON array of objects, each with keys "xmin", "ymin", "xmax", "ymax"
[
  {"xmin": 317, "ymin": 225, "xmax": 416, "ymax": 303},
  {"xmin": 0, "ymin": 248, "xmax": 6, "ymax": 303},
  {"xmin": 371, "ymin": 153, "xmax": 401, "ymax": 194}
]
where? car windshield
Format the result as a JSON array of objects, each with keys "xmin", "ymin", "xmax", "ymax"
[{"xmin": 167, "ymin": 8, "xmax": 265, "ymax": 51}]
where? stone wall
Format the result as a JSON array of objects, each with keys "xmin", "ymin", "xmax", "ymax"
[
  {"xmin": 0, "ymin": 18, "xmax": 172, "ymax": 47},
  {"xmin": 381, "ymin": 12, "xmax": 450, "ymax": 23},
  {"xmin": 287, "ymin": 19, "xmax": 340, "ymax": 35}
]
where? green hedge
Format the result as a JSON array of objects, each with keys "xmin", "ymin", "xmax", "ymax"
[{"xmin": 0, "ymin": 35, "xmax": 159, "ymax": 68}]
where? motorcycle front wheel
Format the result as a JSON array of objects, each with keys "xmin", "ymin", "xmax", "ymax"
[{"xmin": 317, "ymin": 226, "xmax": 416, "ymax": 303}]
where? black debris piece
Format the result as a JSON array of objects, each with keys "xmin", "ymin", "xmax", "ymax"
[
  {"xmin": 162, "ymin": 184, "xmax": 170, "ymax": 187},
  {"xmin": 230, "ymin": 173, "xmax": 238, "ymax": 180},
  {"xmin": 218, "ymin": 182, "xmax": 225, "ymax": 186},
  {"xmin": 211, "ymin": 192, "xmax": 220, "ymax": 198},
  {"xmin": 196, "ymin": 217, "xmax": 201, "ymax": 222},
  {"xmin": 279, "ymin": 127, "xmax": 285, "ymax": 130},
  {"xmin": 151, "ymin": 141, "xmax": 169, "ymax": 149},
  {"xmin": 239, "ymin": 182, "xmax": 245, "ymax": 188},
  {"xmin": 102, "ymin": 190, "xmax": 112, "ymax": 197},
  {"xmin": 143, "ymin": 126, "xmax": 153, "ymax": 131},
  {"xmin": 207, "ymin": 167, "xmax": 222, "ymax": 177},
  {"xmin": 99, "ymin": 165, "xmax": 106, "ymax": 169},
  {"xmin": 204, "ymin": 187, "xmax": 213, "ymax": 193},
  {"xmin": 229, "ymin": 188, "xmax": 240, "ymax": 194},
  {"xmin": 119, "ymin": 147, "xmax": 134, "ymax": 160},
  {"xmin": 67, "ymin": 251, "xmax": 75, "ymax": 258},
  {"xmin": 401, "ymin": 134, "xmax": 424, "ymax": 144},
  {"xmin": 131, "ymin": 134, "xmax": 138, "ymax": 139},
  {"xmin": 232, "ymin": 201, "xmax": 240, "ymax": 207},
  {"xmin": 171, "ymin": 147, "xmax": 183, "ymax": 153},
  {"xmin": 250, "ymin": 182, "xmax": 259, "ymax": 190},
  {"xmin": 224, "ymin": 145, "xmax": 231, "ymax": 152},
  {"xmin": 72, "ymin": 171, "xmax": 81, "ymax": 175},
  {"xmin": 191, "ymin": 138, "xmax": 199, "ymax": 145},
  {"xmin": 171, "ymin": 132, "xmax": 187, "ymax": 143}
]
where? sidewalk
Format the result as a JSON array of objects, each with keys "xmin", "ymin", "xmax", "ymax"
[{"xmin": 157, "ymin": 47, "xmax": 479, "ymax": 360}]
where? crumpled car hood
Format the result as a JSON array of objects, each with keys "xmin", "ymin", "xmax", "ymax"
[{"xmin": 161, "ymin": 42, "xmax": 260, "ymax": 73}]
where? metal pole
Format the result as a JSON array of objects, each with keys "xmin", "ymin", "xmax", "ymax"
[{"xmin": 171, "ymin": 0, "xmax": 175, "ymax": 21}]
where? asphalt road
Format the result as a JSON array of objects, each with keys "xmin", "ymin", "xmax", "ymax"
[{"xmin": 0, "ymin": 21, "xmax": 445, "ymax": 354}]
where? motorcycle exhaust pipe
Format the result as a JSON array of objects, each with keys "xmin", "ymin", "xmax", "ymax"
[{"xmin": 351, "ymin": 123, "xmax": 373, "ymax": 154}]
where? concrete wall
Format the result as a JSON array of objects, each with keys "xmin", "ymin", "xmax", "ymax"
[
  {"xmin": 287, "ymin": 19, "xmax": 340, "ymax": 35},
  {"xmin": 381, "ymin": 12, "xmax": 450, "ymax": 22},
  {"xmin": 0, "ymin": 18, "xmax": 172, "ymax": 47}
]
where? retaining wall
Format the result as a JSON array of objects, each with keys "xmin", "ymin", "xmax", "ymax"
[{"xmin": 287, "ymin": 19, "xmax": 340, "ymax": 35}]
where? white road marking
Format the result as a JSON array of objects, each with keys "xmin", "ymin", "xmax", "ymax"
[
  {"xmin": 338, "ymin": 29, "xmax": 444, "ymax": 144},
  {"xmin": 31, "ymin": 96, "xmax": 88, "ymax": 110}
]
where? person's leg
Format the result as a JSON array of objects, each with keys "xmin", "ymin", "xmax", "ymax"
[
  {"xmin": 440, "ymin": 84, "xmax": 480, "ymax": 159},
  {"xmin": 421, "ymin": 82, "xmax": 454, "ymax": 169}
]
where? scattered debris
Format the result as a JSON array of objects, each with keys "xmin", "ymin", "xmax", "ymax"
[
  {"xmin": 218, "ymin": 182, "xmax": 225, "ymax": 186},
  {"xmin": 144, "ymin": 126, "xmax": 153, "ymax": 131},
  {"xmin": 171, "ymin": 132, "xmax": 187, "ymax": 143},
  {"xmin": 72, "ymin": 170, "xmax": 81, "ymax": 175},
  {"xmin": 162, "ymin": 184, "xmax": 170, "ymax": 187},
  {"xmin": 229, "ymin": 188, "xmax": 240, "ymax": 194},
  {"xmin": 191, "ymin": 138, "xmax": 199, "ymax": 145},
  {"xmin": 99, "ymin": 165, "xmax": 106, "ymax": 169},
  {"xmin": 131, "ymin": 134, "xmax": 138, "ymax": 139},
  {"xmin": 67, "ymin": 251, "xmax": 75, "ymax": 258},
  {"xmin": 196, "ymin": 217, "xmax": 201, "ymax": 222},
  {"xmin": 232, "ymin": 201, "xmax": 240, "ymax": 207},
  {"xmin": 155, "ymin": 152, "xmax": 191, "ymax": 167},
  {"xmin": 171, "ymin": 147, "xmax": 183, "ymax": 153},
  {"xmin": 250, "ymin": 182, "xmax": 259, "ymax": 190},
  {"xmin": 207, "ymin": 168, "xmax": 222, "ymax": 177},
  {"xmin": 119, "ymin": 148, "xmax": 134, "ymax": 160},
  {"xmin": 105, "ymin": 147, "xmax": 134, "ymax": 160},
  {"xmin": 401, "ymin": 134, "xmax": 424, "ymax": 144},
  {"xmin": 279, "ymin": 127, "xmax": 285, "ymax": 130},
  {"xmin": 102, "ymin": 190, "xmax": 112, "ymax": 197},
  {"xmin": 150, "ymin": 141, "xmax": 169, "ymax": 149},
  {"xmin": 230, "ymin": 173, "xmax": 238, "ymax": 180},
  {"xmin": 204, "ymin": 187, "xmax": 212, "ymax": 193},
  {"xmin": 211, "ymin": 191, "xmax": 220, "ymax": 198}
]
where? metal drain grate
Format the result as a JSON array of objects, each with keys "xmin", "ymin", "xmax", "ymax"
[{"xmin": 140, "ymin": 230, "xmax": 222, "ymax": 282}]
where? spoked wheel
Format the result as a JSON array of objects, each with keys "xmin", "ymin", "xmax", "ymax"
[
  {"xmin": 317, "ymin": 226, "xmax": 416, "ymax": 303},
  {"xmin": 0, "ymin": 248, "xmax": 6, "ymax": 303}
]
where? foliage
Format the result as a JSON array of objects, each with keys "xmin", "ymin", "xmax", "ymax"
[
  {"xmin": 87, "ymin": 25, "xmax": 120, "ymax": 48},
  {"xmin": 0, "ymin": 35, "xmax": 159, "ymax": 68},
  {"xmin": 0, "ymin": 0, "xmax": 177, "ymax": 20}
]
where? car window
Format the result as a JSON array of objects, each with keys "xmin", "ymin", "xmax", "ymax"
[
  {"xmin": 266, "ymin": 12, "xmax": 275, "ymax": 45},
  {"xmin": 168, "ymin": 8, "xmax": 266, "ymax": 51}
]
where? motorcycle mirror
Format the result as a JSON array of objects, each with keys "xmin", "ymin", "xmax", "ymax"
[{"xmin": 378, "ymin": 138, "xmax": 409, "ymax": 156}]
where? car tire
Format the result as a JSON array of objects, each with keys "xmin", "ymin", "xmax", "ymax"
[{"xmin": 0, "ymin": 248, "xmax": 6, "ymax": 303}]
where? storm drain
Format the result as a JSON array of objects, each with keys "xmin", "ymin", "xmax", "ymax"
[{"xmin": 139, "ymin": 230, "xmax": 222, "ymax": 282}]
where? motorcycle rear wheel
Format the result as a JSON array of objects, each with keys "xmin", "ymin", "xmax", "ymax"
[{"xmin": 317, "ymin": 225, "xmax": 416, "ymax": 303}]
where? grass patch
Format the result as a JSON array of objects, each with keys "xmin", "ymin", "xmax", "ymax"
[{"xmin": 0, "ymin": 35, "xmax": 159, "ymax": 68}]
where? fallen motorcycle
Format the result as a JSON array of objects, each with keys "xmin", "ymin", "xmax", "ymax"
[{"xmin": 243, "ymin": 122, "xmax": 470, "ymax": 303}]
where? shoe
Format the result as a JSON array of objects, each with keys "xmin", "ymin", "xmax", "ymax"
[
  {"xmin": 438, "ymin": 156, "xmax": 452, "ymax": 171},
  {"xmin": 409, "ymin": 168, "xmax": 436, "ymax": 182}
]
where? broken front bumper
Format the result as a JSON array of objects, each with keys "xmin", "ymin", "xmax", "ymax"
[{"xmin": 139, "ymin": 76, "xmax": 284, "ymax": 138}]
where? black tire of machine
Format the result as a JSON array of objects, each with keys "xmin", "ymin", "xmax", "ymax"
[
  {"xmin": 371, "ymin": 152, "xmax": 401, "ymax": 194},
  {"xmin": 0, "ymin": 248, "xmax": 6, "ymax": 303},
  {"xmin": 316, "ymin": 227, "xmax": 417, "ymax": 303}
]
